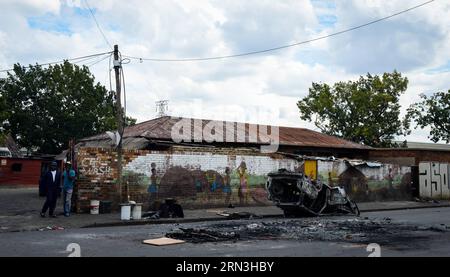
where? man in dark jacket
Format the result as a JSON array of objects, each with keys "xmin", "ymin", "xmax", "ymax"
[{"xmin": 40, "ymin": 161, "xmax": 62, "ymax": 218}]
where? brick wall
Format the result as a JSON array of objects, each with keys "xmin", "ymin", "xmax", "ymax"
[
  {"xmin": 75, "ymin": 146, "xmax": 422, "ymax": 212},
  {"xmin": 317, "ymin": 160, "xmax": 412, "ymax": 202},
  {"xmin": 75, "ymin": 147, "xmax": 148, "ymax": 212},
  {"xmin": 75, "ymin": 146, "xmax": 300, "ymax": 212}
]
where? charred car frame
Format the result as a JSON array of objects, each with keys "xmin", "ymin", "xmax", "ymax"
[{"xmin": 266, "ymin": 169, "xmax": 360, "ymax": 217}]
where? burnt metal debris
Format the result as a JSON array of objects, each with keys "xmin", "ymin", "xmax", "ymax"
[
  {"xmin": 164, "ymin": 217, "xmax": 449, "ymax": 246},
  {"xmin": 166, "ymin": 228, "xmax": 240, "ymax": 243},
  {"xmin": 266, "ymin": 169, "xmax": 360, "ymax": 217}
]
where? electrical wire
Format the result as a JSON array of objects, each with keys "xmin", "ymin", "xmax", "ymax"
[
  {"xmin": 0, "ymin": 51, "xmax": 113, "ymax": 73},
  {"xmin": 71, "ymin": 55, "xmax": 105, "ymax": 65},
  {"xmin": 85, "ymin": 53, "xmax": 112, "ymax": 68},
  {"xmin": 83, "ymin": 0, "xmax": 113, "ymax": 50},
  {"xmin": 123, "ymin": 0, "xmax": 435, "ymax": 62}
]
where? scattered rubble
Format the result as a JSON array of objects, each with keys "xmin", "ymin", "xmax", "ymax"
[
  {"xmin": 142, "ymin": 199, "xmax": 184, "ymax": 219},
  {"xmin": 413, "ymin": 197, "xmax": 440, "ymax": 204},
  {"xmin": 37, "ymin": 226, "xmax": 65, "ymax": 231},
  {"xmin": 217, "ymin": 212, "xmax": 262, "ymax": 220},
  {"xmin": 166, "ymin": 228, "xmax": 240, "ymax": 243},
  {"xmin": 165, "ymin": 217, "xmax": 448, "ymax": 245}
]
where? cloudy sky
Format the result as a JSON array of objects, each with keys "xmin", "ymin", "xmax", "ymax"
[{"xmin": 1, "ymin": 0, "xmax": 449, "ymax": 143}]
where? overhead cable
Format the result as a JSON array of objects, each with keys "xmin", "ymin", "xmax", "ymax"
[
  {"xmin": 0, "ymin": 51, "xmax": 113, "ymax": 73},
  {"xmin": 123, "ymin": 0, "xmax": 435, "ymax": 62},
  {"xmin": 83, "ymin": 0, "xmax": 113, "ymax": 49}
]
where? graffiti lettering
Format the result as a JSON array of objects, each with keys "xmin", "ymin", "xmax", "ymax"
[
  {"xmin": 419, "ymin": 162, "xmax": 450, "ymax": 199},
  {"xmin": 79, "ymin": 158, "xmax": 112, "ymax": 176}
]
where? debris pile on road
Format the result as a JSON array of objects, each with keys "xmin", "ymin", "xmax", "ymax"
[
  {"xmin": 166, "ymin": 228, "xmax": 240, "ymax": 243},
  {"xmin": 143, "ymin": 199, "xmax": 184, "ymax": 219},
  {"xmin": 217, "ymin": 211, "xmax": 262, "ymax": 220},
  {"xmin": 165, "ymin": 217, "xmax": 449, "ymax": 245},
  {"xmin": 37, "ymin": 226, "xmax": 65, "ymax": 231}
]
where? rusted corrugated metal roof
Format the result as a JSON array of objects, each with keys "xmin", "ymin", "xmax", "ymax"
[{"xmin": 80, "ymin": 116, "xmax": 370, "ymax": 150}]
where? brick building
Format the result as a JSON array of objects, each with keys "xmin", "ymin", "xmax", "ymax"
[
  {"xmin": 73, "ymin": 117, "xmax": 445, "ymax": 212},
  {"xmin": 0, "ymin": 157, "xmax": 43, "ymax": 187},
  {"xmin": 368, "ymin": 143, "xmax": 450, "ymax": 200}
]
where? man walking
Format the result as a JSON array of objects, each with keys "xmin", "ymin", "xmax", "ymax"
[
  {"xmin": 62, "ymin": 161, "xmax": 76, "ymax": 217},
  {"xmin": 40, "ymin": 161, "xmax": 61, "ymax": 218}
]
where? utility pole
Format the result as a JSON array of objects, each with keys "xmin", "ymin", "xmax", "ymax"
[{"xmin": 113, "ymin": 45, "xmax": 123, "ymax": 204}]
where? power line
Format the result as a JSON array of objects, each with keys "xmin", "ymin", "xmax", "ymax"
[
  {"xmin": 83, "ymin": 0, "xmax": 113, "ymax": 50},
  {"xmin": 123, "ymin": 0, "xmax": 435, "ymax": 62},
  {"xmin": 0, "ymin": 51, "xmax": 113, "ymax": 73},
  {"xmin": 72, "ymin": 54, "xmax": 106, "ymax": 65},
  {"xmin": 85, "ymin": 53, "xmax": 112, "ymax": 67}
]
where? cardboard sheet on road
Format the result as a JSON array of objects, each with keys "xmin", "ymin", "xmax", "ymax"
[{"xmin": 142, "ymin": 237, "xmax": 185, "ymax": 246}]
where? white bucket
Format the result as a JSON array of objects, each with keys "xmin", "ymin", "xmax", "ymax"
[
  {"xmin": 132, "ymin": 205, "xmax": 142, "ymax": 220},
  {"xmin": 90, "ymin": 200, "xmax": 99, "ymax": 215},
  {"xmin": 121, "ymin": 205, "xmax": 131, "ymax": 220}
]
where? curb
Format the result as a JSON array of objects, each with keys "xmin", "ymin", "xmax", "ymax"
[
  {"xmin": 360, "ymin": 204, "xmax": 450, "ymax": 213},
  {"xmin": 82, "ymin": 213, "xmax": 286, "ymax": 228},
  {"xmin": 81, "ymin": 204, "xmax": 450, "ymax": 229}
]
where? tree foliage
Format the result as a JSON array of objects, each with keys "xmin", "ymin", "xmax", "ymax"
[
  {"xmin": 0, "ymin": 61, "xmax": 135, "ymax": 154},
  {"xmin": 297, "ymin": 71, "xmax": 410, "ymax": 147},
  {"xmin": 406, "ymin": 90, "xmax": 450, "ymax": 143}
]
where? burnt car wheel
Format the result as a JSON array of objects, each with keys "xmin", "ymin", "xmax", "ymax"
[
  {"xmin": 270, "ymin": 183, "xmax": 284, "ymax": 196},
  {"xmin": 283, "ymin": 208, "xmax": 295, "ymax": 217}
]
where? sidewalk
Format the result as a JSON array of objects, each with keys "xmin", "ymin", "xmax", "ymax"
[
  {"xmin": 1, "ymin": 187, "xmax": 449, "ymax": 233},
  {"xmin": 83, "ymin": 200, "xmax": 450, "ymax": 228}
]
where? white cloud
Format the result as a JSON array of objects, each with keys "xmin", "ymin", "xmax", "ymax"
[
  {"xmin": 0, "ymin": 0, "xmax": 448, "ymax": 144},
  {"xmin": 328, "ymin": 0, "xmax": 450, "ymax": 73}
]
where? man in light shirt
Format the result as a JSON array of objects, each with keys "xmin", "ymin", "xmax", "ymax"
[
  {"xmin": 40, "ymin": 161, "xmax": 61, "ymax": 218},
  {"xmin": 62, "ymin": 162, "xmax": 76, "ymax": 217}
]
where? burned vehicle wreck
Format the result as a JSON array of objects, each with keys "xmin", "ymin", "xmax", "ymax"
[{"xmin": 266, "ymin": 169, "xmax": 360, "ymax": 217}]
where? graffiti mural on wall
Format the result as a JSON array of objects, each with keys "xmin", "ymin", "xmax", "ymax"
[
  {"xmin": 318, "ymin": 161, "xmax": 412, "ymax": 202},
  {"xmin": 419, "ymin": 162, "xmax": 450, "ymax": 199},
  {"xmin": 123, "ymin": 152, "xmax": 300, "ymax": 207},
  {"xmin": 121, "ymin": 150, "xmax": 415, "ymax": 206}
]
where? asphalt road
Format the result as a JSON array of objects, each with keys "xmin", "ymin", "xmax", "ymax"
[{"xmin": 1, "ymin": 207, "xmax": 450, "ymax": 257}]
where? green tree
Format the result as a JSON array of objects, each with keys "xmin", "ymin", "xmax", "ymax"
[
  {"xmin": 297, "ymin": 71, "xmax": 410, "ymax": 147},
  {"xmin": 0, "ymin": 82, "xmax": 7, "ymax": 136},
  {"xmin": 0, "ymin": 61, "xmax": 136, "ymax": 154},
  {"xmin": 406, "ymin": 90, "xmax": 450, "ymax": 143}
]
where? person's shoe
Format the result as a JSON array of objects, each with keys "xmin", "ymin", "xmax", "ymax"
[
  {"xmin": 64, "ymin": 213, "xmax": 70, "ymax": 217},
  {"xmin": 40, "ymin": 212, "xmax": 46, "ymax": 218},
  {"xmin": 49, "ymin": 214, "xmax": 57, "ymax": 218}
]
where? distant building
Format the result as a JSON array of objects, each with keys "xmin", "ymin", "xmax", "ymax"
[
  {"xmin": 0, "ymin": 134, "xmax": 54, "ymax": 188},
  {"xmin": 369, "ymin": 141, "xmax": 450, "ymax": 166}
]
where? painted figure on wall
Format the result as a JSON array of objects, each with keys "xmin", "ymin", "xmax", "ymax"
[
  {"xmin": 147, "ymin": 163, "xmax": 158, "ymax": 209},
  {"xmin": 206, "ymin": 171, "xmax": 218, "ymax": 192},
  {"xmin": 238, "ymin": 161, "xmax": 249, "ymax": 206},
  {"xmin": 223, "ymin": 167, "xmax": 233, "ymax": 207},
  {"xmin": 387, "ymin": 167, "xmax": 394, "ymax": 190}
]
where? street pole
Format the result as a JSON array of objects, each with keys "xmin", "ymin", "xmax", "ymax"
[{"xmin": 113, "ymin": 45, "xmax": 123, "ymax": 204}]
